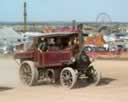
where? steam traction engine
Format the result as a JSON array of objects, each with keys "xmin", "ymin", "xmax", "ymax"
[{"xmin": 14, "ymin": 32, "xmax": 101, "ymax": 89}]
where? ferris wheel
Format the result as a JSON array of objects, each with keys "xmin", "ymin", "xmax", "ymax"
[
  {"xmin": 96, "ymin": 13, "xmax": 112, "ymax": 33},
  {"xmin": 96, "ymin": 12, "xmax": 112, "ymax": 26}
]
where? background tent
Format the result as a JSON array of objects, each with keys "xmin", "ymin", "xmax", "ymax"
[
  {"xmin": 0, "ymin": 27, "xmax": 23, "ymax": 41},
  {"xmin": 0, "ymin": 27, "xmax": 23, "ymax": 45}
]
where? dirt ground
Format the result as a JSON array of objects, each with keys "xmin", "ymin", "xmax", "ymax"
[{"xmin": 0, "ymin": 57, "xmax": 128, "ymax": 102}]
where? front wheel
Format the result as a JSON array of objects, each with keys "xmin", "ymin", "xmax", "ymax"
[
  {"xmin": 60, "ymin": 67, "xmax": 78, "ymax": 89},
  {"xmin": 87, "ymin": 67, "xmax": 101, "ymax": 85}
]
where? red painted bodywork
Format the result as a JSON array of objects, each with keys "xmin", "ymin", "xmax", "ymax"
[{"xmin": 15, "ymin": 49, "xmax": 72, "ymax": 68}]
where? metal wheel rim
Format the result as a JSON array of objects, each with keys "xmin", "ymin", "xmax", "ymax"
[
  {"xmin": 92, "ymin": 70, "xmax": 98, "ymax": 82},
  {"xmin": 91, "ymin": 69, "xmax": 101, "ymax": 85},
  {"xmin": 20, "ymin": 64, "xmax": 33, "ymax": 85}
]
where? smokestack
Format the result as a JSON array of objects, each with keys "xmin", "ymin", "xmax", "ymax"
[
  {"xmin": 72, "ymin": 20, "xmax": 76, "ymax": 31},
  {"xmin": 24, "ymin": 0, "xmax": 27, "ymax": 32}
]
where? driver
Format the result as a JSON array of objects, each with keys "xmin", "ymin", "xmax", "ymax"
[
  {"xmin": 75, "ymin": 50, "xmax": 91, "ymax": 70},
  {"xmin": 38, "ymin": 37, "xmax": 48, "ymax": 52}
]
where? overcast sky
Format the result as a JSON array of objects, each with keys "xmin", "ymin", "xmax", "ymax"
[{"xmin": 0, "ymin": 0, "xmax": 127, "ymax": 22}]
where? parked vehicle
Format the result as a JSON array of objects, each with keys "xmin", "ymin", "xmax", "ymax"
[{"xmin": 14, "ymin": 32, "xmax": 101, "ymax": 89}]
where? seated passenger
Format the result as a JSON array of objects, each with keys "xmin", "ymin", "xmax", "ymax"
[
  {"xmin": 48, "ymin": 38, "xmax": 59, "ymax": 51},
  {"xmin": 38, "ymin": 38, "xmax": 48, "ymax": 52},
  {"xmin": 74, "ymin": 37, "xmax": 79, "ymax": 45},
  {"xmin": 49, "ymin": 38, "xmax": 56, "ymax": 47}
]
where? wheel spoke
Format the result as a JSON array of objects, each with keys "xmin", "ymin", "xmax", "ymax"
[{"xmin": 62, "ymin": 75, "xmax": 67, "ymax": 80}]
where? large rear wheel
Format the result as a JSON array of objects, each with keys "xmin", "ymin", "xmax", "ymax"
[
  {"xmin": 19, "ymin": 61, "xmax": 39, "ymax": 86},
  {"xmin": 60, "ymin": 67, "xmax": 78, "ymax": 89}
]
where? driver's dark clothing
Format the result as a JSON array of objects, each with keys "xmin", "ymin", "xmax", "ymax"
[
  {"xmin": 38, "ymin": 41, "xmax": 48, "ymax": 52},
  {"xmin": 75, "ymin": 51, "xmax": 91, "ymax": 70}
]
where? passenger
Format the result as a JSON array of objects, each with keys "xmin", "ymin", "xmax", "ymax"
[
  {"xmin": 56, "ymin": 38, "xmax": 63, "ymax": 49},
  {"xmin": 68, "ymin": 41, "xmax": 72, "ymax": 47},
  {"xmin": 72, "ymin": 43, "xmax": 80, "ymax": 56},
  {"xmin": 49, "ymin": 38, "xmax": 56, "ymax": 47},
  {"xmin": 48, "ymin": 38, "xmax": 59, "ymax": 50},
  {"xmin": 38, "ymin": 38, "xmax": 48, "ymax": 52},
  {"xmin": 67, "ymin": 38, "xmax": 74, "ymax": 49},
  {"xmin": 74, "ymin": 37, "xmax": 79, "ymax": 45}
]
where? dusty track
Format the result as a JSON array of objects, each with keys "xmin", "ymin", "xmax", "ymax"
[{"xmin": 0, "ymin": 57, "xmax": 128, "ymax": 102}]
